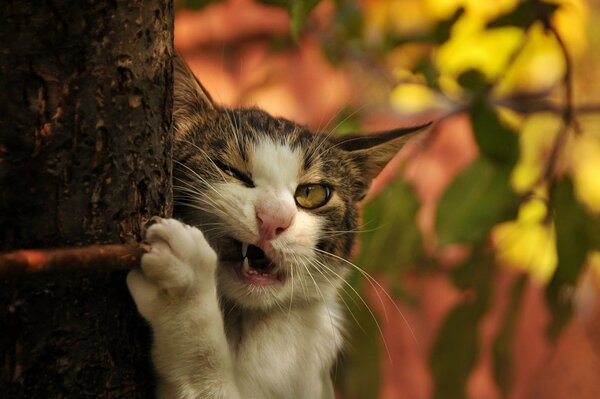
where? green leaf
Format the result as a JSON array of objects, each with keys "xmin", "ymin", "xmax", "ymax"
[
  {"xmin": 431, "ymin": 303, "xmax": 479, "ymax": 399},
  {"xmin": 586, "ymin": 211, "xmax": 600, "ymax": 251},
  {"xmin": 493, "ymin": 276, "xmax": 526, "ymax": 397},
  {"xmin": 470, "ymin": 100, "xmax": 519, "ymax": 166},
  {"xmin": 337, "ymin": 179, "xmax": 423, "ymax": 397},
  {"xmin": 358, "ymin": 179, "xmax": 423, "ymax": 275},
  {"xmin": 259, "ymin": 0, "xmax": 321, "ymax": 40},
  {"xmin": 436, "ymin": 157, "xmax": 519, "ymax": 246},
  {"xmin": 326, "ymin": 107, "xmax": 363, "ymax": 135},
  {"xmin": 457, "ymin": 69, "xmax": 488, "ymax": 94},
  {"xmin": 546, "ymin": 178, "xmax": 591, "ymax": 339},
  {"xmin": 413, "ymin": 58, "xmax": 440, "ymax": 89},
  {"xmin": 336, "ymin": 282, "xmax": 381, "ymax": 399},
  {"xmin": 433, "ymin": 7, "xmax": 464, "ymax": 44},
  {"xmin": 431, "ymin": 251, "xmax": 493, "ymax": 399},
  {"xmin": 487, "ymin": 1, "xmax": 559, "ymax": 29}
]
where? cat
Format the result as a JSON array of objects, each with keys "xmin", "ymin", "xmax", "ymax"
[{"xmin": 126, "ymin": 54, "xmax": 428, "ymax": 399}]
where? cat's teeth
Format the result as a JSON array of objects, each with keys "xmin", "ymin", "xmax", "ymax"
[
  {"xmin": 243, "ymin": 257, "xmax": 250, "ymax": 272},
  {"xmin": 242, "ymin": 242, "xmax": 248, "ymax": 257}
]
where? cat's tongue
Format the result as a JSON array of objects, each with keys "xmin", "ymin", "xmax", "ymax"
[{"xmin": 241, "ymin": 257, "xmax": 278, "ymax": 285}]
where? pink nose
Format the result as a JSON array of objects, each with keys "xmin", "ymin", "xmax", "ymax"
[{"xmin": 256, "ymin": 209, "xmax": 293, "ymax": 241}]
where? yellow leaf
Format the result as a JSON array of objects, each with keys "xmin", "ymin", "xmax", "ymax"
[
  {"xmin": 435, "ymin": 26, "xmax": 523, "ymax": 92},
  {"xmin": 496, "ymin": 23, "xmax": 566, "ymax": 96},
  {"xmin": 511, "ymin": 113, "xmax": 561, "ymax": 193},
  {"xmin": 390, "ymin": 83, "xmax": 447, "ymax": 114},
  {"xmin": 553, "ymin": 0, "xmax": 588, "ymax": 56},
  {"xmin": 590, "ymin": 252, "xmax": 600, "ymax": 283},
  {"xmin": 492, "ymin": 199, "xmax": 557, "ymax": 283},
  {"xmin": 571, "ymin": 134, "xmax": 600, "ymax": 214},
  {"xmin": 364, "ymin": 0, "xmax": 433, "ymax": 44},
  {"xmin": 423, "ymin": 0, "xmax": 462, "ymax": 21}
]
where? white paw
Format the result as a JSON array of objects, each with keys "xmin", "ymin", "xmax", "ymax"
[{"xmin": 127, "ymin": 218, "xmax": 217, "ymax": 318}]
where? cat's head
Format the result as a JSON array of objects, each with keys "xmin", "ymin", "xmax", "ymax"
[{"xmin": 172, "ymin": 55, "xmax": 429, "ymax": 310}]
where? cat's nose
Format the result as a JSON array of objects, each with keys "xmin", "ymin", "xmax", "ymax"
[{"xmin": 256, "ymin": 208, "xmax": 293, "ymax": 241}]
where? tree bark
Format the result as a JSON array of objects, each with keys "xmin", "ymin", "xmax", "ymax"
[{"xmin": 0, "ymin": 1, "xmax": 173, "ymax": 397}]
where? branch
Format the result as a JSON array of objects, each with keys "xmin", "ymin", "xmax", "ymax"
[
  {"xmin": 536, "ymin": 2, "xmax": 580, "ymax": 219},
  {"xmin": 0, "ymin": 244, "xmax": 145, "ymax": 278},
  {"xmin": 493, "ymin": 98, "xmax": 600, "ymax": 116}
]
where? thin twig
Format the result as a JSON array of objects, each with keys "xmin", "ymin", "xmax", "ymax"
[
  {"xmin": 494, "ymin": 98, "xmax": 600, "ymax": 116},
  {"xmin": 536, "ymin": 2, "xmax": 578, "ymax": 221},
  {"xmin": 0, "ymin": 244, "xmax": 146, "ymax": 278}
]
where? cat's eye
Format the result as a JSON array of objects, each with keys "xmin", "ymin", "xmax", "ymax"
[
  {"xmin": 214, "ymin": 160, "xmax": 254, "ymax": 187},
  {"xmin": 294, "ymin": 184, "xmax": 331, "ymax": 209}
]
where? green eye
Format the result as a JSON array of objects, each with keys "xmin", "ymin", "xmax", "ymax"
[{"xmin": 294, "ymin": 184, "xmax": 331, "ymax": 209}]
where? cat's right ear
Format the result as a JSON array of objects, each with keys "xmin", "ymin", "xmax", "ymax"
[{"xmin": 173, "ymin": 53, "xmax": 218, "ymax": 133}]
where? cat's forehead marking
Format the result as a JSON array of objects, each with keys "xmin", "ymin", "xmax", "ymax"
[{"xmin": 251, "ymin": 137, "xmax": 302, "ymax": 190}]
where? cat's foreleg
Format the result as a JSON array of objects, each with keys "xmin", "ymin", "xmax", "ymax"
[{"xmin": 127, "ymin": 218, "xmax": 240, "ymax": 399}]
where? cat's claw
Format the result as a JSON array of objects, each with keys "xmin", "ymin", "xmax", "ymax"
[{"xmin": 127, "ymin": 218, "xmax": 217, "ymax": 320}]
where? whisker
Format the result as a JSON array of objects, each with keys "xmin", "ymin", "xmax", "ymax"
[
  {"xmin": 304, "ymin": 257, "xmax": 366, "ymax": 336},
  {"xmin": 295, "ymin": 255, "xmax": 341, "ymax": 352},
  {"xmin": 314, "ymin": 248, "xmax": 420, "ymax": 350},
  {"xmin": 310, "ymin": 257, "xmax": 389, "ymax": 353}
]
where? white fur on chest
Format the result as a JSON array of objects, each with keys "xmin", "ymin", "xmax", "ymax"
[{"xmin": 228, "ymin": 300, "xmax": 343, "ymax": 399}]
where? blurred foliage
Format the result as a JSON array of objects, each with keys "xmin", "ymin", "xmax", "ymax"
[
  {"xmin": 333, "ymin": 0, "xmax": 598, "ymax": 397},
  {"xmin": 258, "ymin": 0, "xmax": 321, "ymax": 39},
  {"xmin": 430, "ymin": 249, "xmax": 494, "ymax": 399},
  {"xmin": 436, "ymin": 157, "xmax": 519, "ymax": 246},
  {"xmin": 175, "ymin": 0, "xmax": 220, "ymax": 10},
  {"xmin": 320, "ymin": 0, "xmax": 598, "ymax": 397},
  {"xmin": 177, "ymin": 0, "xmax": 600, "ymax": 397}
]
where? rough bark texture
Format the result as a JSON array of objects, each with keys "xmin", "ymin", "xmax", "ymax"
[{"xmin": 0, "ymin": 1, "xmax": 173, "ymax": 397}]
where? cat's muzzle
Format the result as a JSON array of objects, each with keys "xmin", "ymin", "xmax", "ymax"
[{"xmin": 214, "ymin": 238, "xmax": 281, "ymax": 284}]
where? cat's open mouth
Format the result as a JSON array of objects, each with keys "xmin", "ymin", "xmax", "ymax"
[{"xmin": 216, "ymin": 238, "xmax": 281, "ymax": 285}]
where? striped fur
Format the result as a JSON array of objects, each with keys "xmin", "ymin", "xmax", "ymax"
[{"xmin": 127, "ymin": 54, "xmax": 428, "ymax": 398}]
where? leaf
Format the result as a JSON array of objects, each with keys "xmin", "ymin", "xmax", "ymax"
[
  {"xmin": 430, "ymin": 251, "xmax": 493, "ymax": 399},
  {"xmin": 358, "ymin": 179, "xmax": 423, "ymax": 275},
  {"xmin": 545, "ymin": 178, "xmax": 591, "ymax": 339},
  {"xmin": 487, "ymin": 2, "xmax": 560, "ymax": 29},
  {"xmin": 431, "ymin": 303, "xmax": 479, "ymax": 399},
  {"xmin": 326, "ymin": 106, "xmax": 363, "ymax": 135},
  {"xmin": 493, "ymin": 276, "xmax": 526, "ymax": 397},
  {"xmin": 259, "ymin": 0, "xmax": 321, "ymax": 40},
  {"xmin": 457, "ymin": 69, "xmax": 488, "ymax": 94},
  {"xmin": 588, "ymin": 215, "xmax": 600, "ymax": 251},
  {"xmin": 436, "ymin": 157, "xmax": 519, "ymax": 246},
  {"xmin": 337, "ymin": 179, "xmax": 423, "ymax": 397},
  {"xmin": 470, "ymin": 100, "xmax": 519, "ymax": 166},
  {"xmin": 413, "ymin": 58, "xmax": 440, "ymax": 89},
  {"xmin": 433, "ymin": 7, "xmax": 464, "ymax": 44},
  {"xmin": 335, "ymin": 282, "xmax": 382, "ymax": 399}
]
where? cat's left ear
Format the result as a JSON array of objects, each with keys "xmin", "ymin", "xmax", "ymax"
[
  {"xmin": 334, "ymin": 121, "xmax": 432, "ymax": 181},
  {"xmin": 172, "ymin": 53, "xmax": 218, "ymax": 134}
]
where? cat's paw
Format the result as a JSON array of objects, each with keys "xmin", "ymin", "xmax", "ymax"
[
  {"xmin": 127, "ymin": 218, "xmax": 217, "ymax": 319},
  {"xmin": 143, "ymin": 218, "xmax": 217, "ymax": 293}
]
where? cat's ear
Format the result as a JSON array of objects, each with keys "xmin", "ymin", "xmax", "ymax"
[
  {"xmin": 173, "ymin": 53, "xmax": 217, "ymax": 132},
  {"xmin": 335, "ymin": 121, "xmax": 431, "ymax": 184}
]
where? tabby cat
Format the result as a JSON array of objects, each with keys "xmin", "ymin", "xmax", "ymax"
[{"xmin": 127, "ymin": 55, "xmax": 428, "ymax": 398}]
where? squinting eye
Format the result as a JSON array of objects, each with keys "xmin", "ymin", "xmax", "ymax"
[
  {"xmin": 214, "ymin": 160, "xmax": 254, "ymax": 188},
  {"xmin": 294, "ymin": 184, "xmax": 331, "ymax": 209}
]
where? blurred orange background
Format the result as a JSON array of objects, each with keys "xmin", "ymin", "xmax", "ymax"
[{"xmin": 174, "ymin": 1, "xmax": 600, "ymax": 398}]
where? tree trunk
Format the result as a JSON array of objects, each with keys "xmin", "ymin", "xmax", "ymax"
[{"xmin": 0, "ymin": 1, "xmax": 173, "ymax": 397}]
